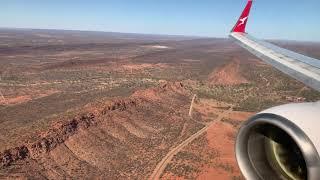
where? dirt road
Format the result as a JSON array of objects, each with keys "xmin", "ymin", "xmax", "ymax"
[{"xmin": 149, "ymin": 106, "xmax": 233, "ymax": 180}]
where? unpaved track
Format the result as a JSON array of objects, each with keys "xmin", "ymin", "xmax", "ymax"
[{"xmin": 149, "ymin": 107, "xmax": 233, "ymax": 180}]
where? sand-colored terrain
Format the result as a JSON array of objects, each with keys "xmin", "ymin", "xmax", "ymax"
[
  {"xmin": 208, "ymin": 59, "xmax": 248, "ymax": 86},
  {"xmin": 0, "ymin": 90, "xmax": 59, "ymax": 106},
  {"xmin": 0, "ymin": 29, "xmax": 319, "ymax": 179},
  {"xmin": 160, "ymin": 98, "xmax": 253, "ymax": 180},
  {"xmin": 0, "ymin": 82, "xmax": 203, "ymax": 179}
]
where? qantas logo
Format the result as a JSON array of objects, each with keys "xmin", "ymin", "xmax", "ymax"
[{"xmin": 238, "ymin": 16, "xmax": 248, "ymax": 27}]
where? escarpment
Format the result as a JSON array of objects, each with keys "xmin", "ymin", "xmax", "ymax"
[{"xmin": 0, "ymin": 82, "xmax": 203, "ymax": 179}]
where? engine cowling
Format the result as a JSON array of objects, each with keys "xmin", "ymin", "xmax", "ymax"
[{"xmin": 236, "ymin": 102, "xmax": 320, "ymax": 180}]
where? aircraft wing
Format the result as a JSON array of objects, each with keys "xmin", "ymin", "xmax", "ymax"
[
  {"xmin": 231, "ymin": 1, "xmax": 320, "ymax": 180},
  {"xmin": 229, "ymin": 0, "xmax": 320, "ymax": 92}
]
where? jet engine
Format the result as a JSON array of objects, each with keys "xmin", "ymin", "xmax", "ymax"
[{"xmin": 236, "ymin": 102, "xmax": 320, "ymax": 180}]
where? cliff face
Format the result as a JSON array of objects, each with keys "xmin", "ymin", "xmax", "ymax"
[
  {"xmin": 0, "ymin": 99, "xmax": 138, "ymax": 168},
  {"xmin": 0, "ymin": 82, "xmax": 203, "ymax": 179}
]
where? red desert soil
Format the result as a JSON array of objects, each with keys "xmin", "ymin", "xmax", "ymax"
[
  {"xmin": 0, "ymin": 82, "xmax": 202, "ymax": 179},
  {"xmin": 159, "ymin": 98, "xmax": 254, "ymax": 180},
  {"xmin": 110, "ymin": 62, "xmax": 169, "ymax": 74},
  {"xmin": 197, "ymin": 111, "xmax": 254, "ymax": 180},
  {"xmin": 121, "ymin": 63, "xmax": 168, "ymax": 71},
  {"xmin": 0, "ymin": 95, "xmax": 31, "ymax": 105},
  {"xmin": 0, "ymin": 90, "xmax": 59, "ymax": 106},
  {"xmin": 198, "ymin": 121, "xmax": 242, "ymax": 179},
  {"xmin": 208, "ymin": 59, "xmax": 248, "ymax": 86},
  {"xmin": 133, "ymin": 81, "xmax": 187, "ymax": 101},
  {"xmin": 76, "ymin": 62, "xmax": 169, "ymax": 74}
]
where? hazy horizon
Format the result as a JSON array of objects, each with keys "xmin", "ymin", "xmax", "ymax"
[
  {"xmin": 2, "ymin": 0, "xmax": 320, "ymax": 42},
  {"xmin": 1, "ymin": 27, "xmax": 320, "ymax": 44}
]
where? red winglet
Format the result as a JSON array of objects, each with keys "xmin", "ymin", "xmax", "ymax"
[{"xmin": 231, "ymin": 0, "xmax": 253, "ymax": 33}]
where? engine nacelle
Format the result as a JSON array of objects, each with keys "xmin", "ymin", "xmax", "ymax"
[{"xmin": 236, "ymin": 102, "xmax": 320, "ymax": 180}]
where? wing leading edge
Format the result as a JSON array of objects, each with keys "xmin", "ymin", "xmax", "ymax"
[{"xmin": 229, "ymin": 0, "xmax": 320, "ymax": 91}]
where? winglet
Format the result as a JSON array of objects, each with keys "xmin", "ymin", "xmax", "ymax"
[{"xmin": 231, "ymin": 0, "xmax": 253, "ymax": 33}]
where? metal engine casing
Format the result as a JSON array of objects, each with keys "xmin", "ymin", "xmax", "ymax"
[{"xmin": 236, "ymin": 102, "xmax": 320, "ymax": 179}]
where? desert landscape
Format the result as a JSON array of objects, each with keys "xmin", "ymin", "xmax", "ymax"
[{"xmin": 0, "ymin": 29, "xmax": 320, "ymax": 179}]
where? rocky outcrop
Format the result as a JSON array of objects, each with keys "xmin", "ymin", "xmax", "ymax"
[
  {"xmin": 0, "ymin": 99, "xmax": 139, "ymax": 168},
  {"xmin": 0, "ymin": 82, "xmax": 189, "ymax": 169}
]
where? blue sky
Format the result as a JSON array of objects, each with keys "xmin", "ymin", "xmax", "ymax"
[{"xmin": 1, "ymin": 0, "xmax": 320, "ymax": 41}]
